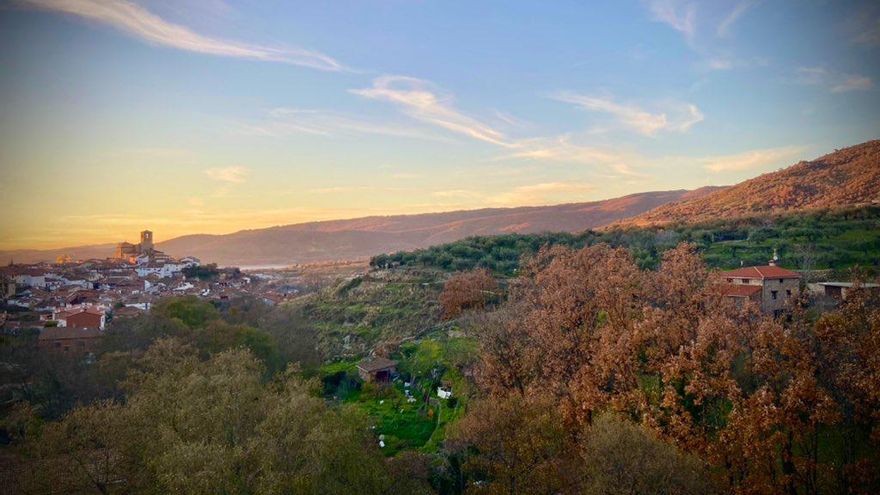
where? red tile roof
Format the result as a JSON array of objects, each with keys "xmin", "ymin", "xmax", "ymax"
[
  {"xmin": 722, "ymin": 284, "xmax": 762, "ymax": 297},
  {"xmin": 721, "ymin": 266, "xmax": 801, "ymax": 280}
]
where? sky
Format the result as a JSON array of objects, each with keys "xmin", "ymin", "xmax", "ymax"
[{"xmin": 0, "ymin": 0, "xmax": 878, "ymax": 250}]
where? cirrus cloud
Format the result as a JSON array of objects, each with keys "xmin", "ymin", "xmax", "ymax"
[
  {"xmin": 701, "ymin": 146, "xmax": 806, "ymax": 173},
  {"xmin": 488, "ymin": 182, "xmax": 594, "ymax": 206},
  {"xmin": 647, "ymin": 0, "xmax": 696, "ymax": 41},
  {"xmin": 15, "ymin": 0, "xmax": 345, "ymax": 71},
  {"xmin": 794, "ymin": 67, "xmax": 874, "ymax": 93},
  {"xmin": 351, "ymin": 75, "xmax": 512, "ymax": 147},
  {"xmin": 550, "ymin": 92, "xmax": 704, "ymax": 136},
  {"xmin": 205, "ymin": 166, "xmax": 250, "ymax": 183}
]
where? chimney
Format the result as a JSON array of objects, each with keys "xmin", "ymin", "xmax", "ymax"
[{"xmin": 769, "ymin": 248, "xmax": 779, "ymax": 267}]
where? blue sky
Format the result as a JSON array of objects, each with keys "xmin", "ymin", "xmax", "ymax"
[{"xmin": 0, "ymin": 0, "xmax": 878, "ymax": 248}]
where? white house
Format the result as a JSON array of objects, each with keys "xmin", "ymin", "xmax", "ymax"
[{"xmin": 14, "ymin": 273, "xmax": 47, "ymax": 289}]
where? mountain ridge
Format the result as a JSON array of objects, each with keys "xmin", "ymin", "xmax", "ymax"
[
  {"xmin": 614, "ymin": 140, "xmax": 880, "ymax": 228},
  {"xmin": 1, "ymin": 188, "xmax": 721, "ymax": 266}
]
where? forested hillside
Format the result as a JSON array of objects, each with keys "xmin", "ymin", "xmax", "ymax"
[
  {"xmin": 620, "ymin": 140, "xmax": 880, "ymax": 226},
  {"xmin": 373, "ymin": 206, "xmax": 880, "ymax": 276}
]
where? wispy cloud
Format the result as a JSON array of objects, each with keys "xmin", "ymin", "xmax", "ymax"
[
  {"xmin": 717, "ymin": 0, "xmax": 758, "ymax": 37},
  {"xmin": 705, "ymin": 57, "xmax": 733, "ymax": 70},
  {"xmin": 847, "ymin": 7, "xmax": 880, "ymax": 46},
  {"xmin": 647, "ymin": 0, "xmax": 696, "ymax": 41},
  {"xmin": 646, "ymin": 0, "xmax": 765, "ymax": 72},
  {"xmin": 488, "ymin": 182, "xmax": 594, "ymax": 206},
  {"xmin": 501, "ymin": 135, "xmax": 623, "ymax": 164},
  {"xmin": 492, "ymin": 110, "xmax": 533, "ymax": 130},
  {"xmin": 701, "ymin": 146, "xmax": 806, "ymax": 173},
  {"xmin": 551, "ymin": 92, "xmax": 703, "ymax": 136},
  {"xmin": 350, "ymin": 76, "xmax": 657, "ymax": 179},
  {"xmin": 794, "ymin": 66, "xmax": 873, "ymax": 93},
  {"xmin": 493, "ymin": 135, "xmax": 652, "ymax": 183},
  {"xmin": 697, "ymin": 53, "xmax": 769, "ymax": 73},
  {"xmin": 308, "ymin": 186, "xmax": 369, "ymax": 194},
  {"xmin": 16, "ymin": 0, "xmax": 345, "ymax": 71},
  {"xmin": 205, "ymin": 166, "xmax": 250, "ymax": 183},
  {"xmin": 853, "ymin": 19, "xmax": 880, "ymax": 46},
  {"xmin": 430, "ymin": 189, "xmax": 480, "ymax": 199},
  {"xmin": 307, "ymin": 185, "xmax": 408, "ymax": 195},
  {"xmin": 237, "ymin": 108, "xmax": 447, "ymax": 142},
  {"xmin": 831, "ymin": 75, "xmax": 874, "ymax": 93},
  {"xmin": 351, "ymin": 75, "xmax": 512, "ymax": 147},
  {"xmin": 389, "ymin": 172, "xmax": 421, "ymax": 179},
  {"xmin": 794, "ymin": 66, "xmax": 829, "ymax": 85}
]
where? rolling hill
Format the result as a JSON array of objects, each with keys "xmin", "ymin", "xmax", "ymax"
[
  {"xmin": 616, "ymin": 140, "xmax": 880, "ymax": 227},
  {"xmin": 1, "ymin": 188, "xmax": 719, "ymax": 267}
]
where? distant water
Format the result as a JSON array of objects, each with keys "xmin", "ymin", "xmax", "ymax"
[{"xmin": 235, "ymin": 265, "xmax": 292, "ymax": 271}]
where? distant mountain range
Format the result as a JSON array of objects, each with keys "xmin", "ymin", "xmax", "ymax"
[
  {"xmin": 4, "ymin": 140, "xmax": 877, "ymax": 267},
  {"xmin": 615, "ymin": 140, "xmax": 880, "ymax": 227},
  {"xmin": 0, "ymin": 188, "xmax": 719, "ymax": 267}
]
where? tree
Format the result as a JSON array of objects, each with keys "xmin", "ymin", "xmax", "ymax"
[
  {"xmin": 12, "ymin": 340, "xmax": 396, "ymax": 494},
  {"xmin": 466, "ymin": 241, "xmax": 880, "ymax": 494},
  {"xmin": 259, "ymin": 304, "xmax": 322, "ymax": 369},
  {"xmin": 440, "ymin": 269, "xmax": 498, "ymax": 319},
  {"xmin": 448, "ymin": 394, "xmax": 571, "ymax": 494},
  {"xmin": 579, "ymin": 412, "xmax": 720, "ymax": 495}
]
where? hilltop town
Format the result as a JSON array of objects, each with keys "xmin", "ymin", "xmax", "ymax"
[{"xmin": 0, "ymin": 230, "xmax": 315, "ymax": 349}]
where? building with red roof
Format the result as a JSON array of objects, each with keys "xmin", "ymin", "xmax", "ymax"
[
  {"xmin": 53, "ymin": 307, "xmax": 106, "ymax": 330},
  {"xmin": 720, "ymin": 251, "xmax": 801, "ymax": 316}
]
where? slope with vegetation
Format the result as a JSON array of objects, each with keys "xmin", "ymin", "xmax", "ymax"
[
  {"xmin": 620, "ymin": 140, "xmax": 880, "ymax": 226},
  {"xmin": 292, "ymin": 268, "xmax": 447, "ymax": 358},
  {"xmin": 373, "ymin": 206, "xmax": 880, "ymax": 276}
]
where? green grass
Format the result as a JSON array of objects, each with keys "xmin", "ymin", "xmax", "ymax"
[
  {"xmin": 421, "ymin": 397, "xmax": 463, "ymax": 453},
  {"xmin": 296, "ymin": 270, "xmax": 445, "ymax": 358},
  {"xmin": 319, "ymin": 359, "xmax": 357, "ymax": 376},
  {"xmin": 345, "ymin": 384, "xmax": 439, "ymax": 456}
]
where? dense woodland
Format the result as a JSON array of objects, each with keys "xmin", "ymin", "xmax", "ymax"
[{"xmin": 2, "ymin": 214, "xmax": 880, "ymax": 493}]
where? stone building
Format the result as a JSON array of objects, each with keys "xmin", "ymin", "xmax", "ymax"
[
  {"xmin": 115, "ymin": 230, "xmax": 156, "ymax": 259},
  {"xmin": 721, "ymin": 259, "xmax": 801, "ymax": 316}
]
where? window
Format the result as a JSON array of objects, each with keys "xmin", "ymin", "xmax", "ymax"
[
  {"xmin": 779, "ymin": 279, "xmax": 783, "ymax": 284},
  {"xmin": 771, "ymin": 290, "xmax": 778, "ymax": 300},
  {"xmin": 727, "ymin": 278, "xmax": 733, "ymax": 283},
  {"xmin": 786, "ymin": 289, "xmax": 792, "ymax": 297},
  {"xmin": 741, "ymin": 279, "xmax": 748, "ymax": 284}
]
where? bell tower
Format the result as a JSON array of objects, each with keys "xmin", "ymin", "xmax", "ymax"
[{"xmin": 140, "ymin": 230, "xmax": 154, "ymax": 253}]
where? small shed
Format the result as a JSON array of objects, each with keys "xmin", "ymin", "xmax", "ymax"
[
  {"xmin": 357, "ymin": 356, "xmax": 397, "ymax": 383},
  {"xmin": 814, "ymin": 282, "xmax": 880, "ymax": 301}
]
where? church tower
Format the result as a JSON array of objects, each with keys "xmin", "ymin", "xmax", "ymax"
[{"xmin": 140, "ymin": 230, "xmax": 154, "ymax": 253}]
